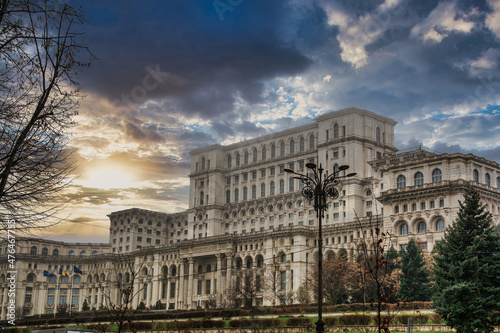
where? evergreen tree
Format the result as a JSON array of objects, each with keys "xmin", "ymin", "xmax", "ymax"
[
  {"xmin": 398, "ymin": 239, "xmax": 431, "ymax": 301},
  {"xmin": 432, "ymin": 189, "xmax": 500, "ymax": 333}
]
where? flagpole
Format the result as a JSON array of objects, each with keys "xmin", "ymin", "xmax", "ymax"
[{"xmin": 69, "ymin": 273, "xmax": 74, "ymax": 316}]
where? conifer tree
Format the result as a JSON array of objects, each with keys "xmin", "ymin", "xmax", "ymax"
[
  {"xmin": 399, "ymin": 238, "xmax": 431, "ymax": 301},
  {"xmin": 432, "ymin": 189, "xmax": 500, "ymax": 333}
]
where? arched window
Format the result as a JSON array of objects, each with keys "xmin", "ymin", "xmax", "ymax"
[
  {"xmin": 226, "ymin": 190, "xmax": 230, "ymax": 204},
  {"xmin": 27, "ymin": 274, "xmax": 35, "ymax": 282},
  {"xmin": 432, "ymin": 168, "xmax": 442, "ymax": 183},
  {"xmin": 227, "ymin": 155, "xmax": 232, "ymax": 168},
  {"xmin": 243, "ymin": 187, "xmax": 248, "ymax": 201},
  {"xmin": 253, "ymin": 148, "xmax": 257, "ymax": 162},
  {"xmin": 270, "ymin": 181, "xmax": 275, "ymax": 196},
  {"xmin": 436, "ymin": 219, "xmax": 445, "ymax": 231},
  {"xmin": 289, "ymin": 177, "xmax": 294, "ymax": 192},
  {"xmin": 30, "ymin": 246, "xmax": 37, "ymax": 255},
  {"xmin": 62, "ymin": 276, "xmax": 69, "ymax": 283},
  {"xmin": 52, "ymin": 249, "xmax": 59, "ymax": 257},
  {"xmin": 279, "ymin": 179, "xmax": 285, "ymax": 194},
  {"xmin": 333, "ymin": 124, "xmax": 339, "ymax": 138},
  {"xmin": 252, "ymin": 185, "xmax": 256, "ymax": 199},
  {"xmin": 198, "ymin": 265, "xmax": 203, "ymax": 274},
  {"xmin": 200, "ymin": 191, "xmax": 204, "ymax": 205},
  {"xmin": 244, "ymin": 151, "xmax": 249, "ymax": 164},
  {"xmin": 73, "ymin": 276, "xmax": 81, "ymax": 283},
  {"xmin": 299, "ymin": 137, "xmax": 305, "ymax": 151},
  {"xmin": 236, "ymin": 258, "xmax": 242, "ymax": 270},
  {"xmin": 414, "ymin": 172, "xmax": 424, "ymax": 186},
  {"xmin": 92, "ymin": 250, "xmax": 98, "ymax": 256},
  {"xmin": 236, "ymin": 153, "xmax": 240, "ymax": 166},
  {"xmin": 261, "ymin": 183, "xmax": 266, "ymax": 198},
  {"xmin": 80, "ymin": 250, "xmax": 87, "ymax": 257},
  {"xmin": 280, "ymin": 142, "xmax": 285, "ymax": 156},
  {"xmin": 473, "ymin": 169, "xmax": 479, "ymax": 183},
  {"xmin": 41, "ymin": 247, "xmax": 48, "ymax": 257},
  {"xmin": 400, "ymin": 223, "xmax": 408, "ymax": 235},
  {"xmin": 281, "ymin": 253, "xmax": 286, "ymax": 263},
  {"xmin": 290, "ymin": 139, "xmax": 295, "ymax": 154},
  {"xmin": 376, "ymin": 127, "xmax": 381, "ymax": 142},
  {"xmin": 207, "ymin": 265, "xmax": 212, "ymax": 272},
  {"xmin": 485, "ymin": 173, "xmax": 491, "ymax": 186},
  {"xmin": 234, "ymin": 189, "xmax": 239, "ymax": 202},
  {"xmin": 49, "ymin": 276, "xmax": 56, "ymax": 283},
  {"xmin": 201, "ymin": 157, "xmax": 206, "ymax": 170},
  {"xmin": 417, "ymin": 221, "xmax": 427, "ymax": 233},
  {"xmin": 271, "ymin": 144, "xmax": 276, "ymax": 158},
  {"xmin": 262, "ymin": 146, "xmax": 267, "ymax": 160},
  {"xmin": 256, "ymin": 255, "xmax": 263, "ymax": 267},
  {"xmin": 171, "ymin": 266, "xmax": 177, "ymax": 277},
  {"xmin": 397, "ymin": 175, "xmax": 406, "ymax": 189},
  {"xmin": 246, "ymin": 258, "xmax": 252, "ymax": 269},
  {"xmin": 309, "ymin": 134, "xmax": 315, "ymax": 149},
  {"xmin": 366, "ymin": 189, "xmax": 372, "ymax": 196}
]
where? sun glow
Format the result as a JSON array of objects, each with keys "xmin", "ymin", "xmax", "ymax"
[{"xmin": 81, "ymin": 167, "xmax": 135, "ymax": 189}]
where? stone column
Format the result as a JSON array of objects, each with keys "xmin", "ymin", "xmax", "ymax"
[
  {"xmin": 216, "ymin": 254, "xmax": 222, "ymax": 305},
  {"xmin": 187, "ymin": 257, "xmax": 194, "ymax": 309},
  {"xmin": 178, "ymin": 262, "xmax": 184, "ymax": 309}
]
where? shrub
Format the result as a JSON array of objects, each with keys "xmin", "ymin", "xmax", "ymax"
[
  {"xmin": 131, "ymin": 322, "xmax": 152, "ymax": 330},
  {"xmin": 430, "ymin": 313, "xmax": 443, "ymax": 324},
  {"xmin": 285, "ymin": 317, "xmax": 312, "ymax": 327},
  {"xmin": 200, "ymin": 319, "xmax": 225, "ymax": 328},
  {"xmin": 323, "ymin": 317, "xmax": 338, "ymax": 326},
  {"xmin": 229, "ymin": 318, "xmax": 281, "ymax": 328},
  {"xmin": 338, "ymin": 314, "xmax": 371, "ymax": 325},
  {"xmin": 413, "ymin": 314, "xmax": 429, "ymax": 324},
  {"xmin": 86, "ymin": 323, "xmax": 109, "ymax": 332}
]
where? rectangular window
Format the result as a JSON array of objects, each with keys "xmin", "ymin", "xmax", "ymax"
[
  {"xmin": 299, "ymin": 160, "xmax": 304, "ymax": 170},
  {"xmin": 333, "ymin": 213, "xmax": 339, "ymax": 219},
  {"xmin": 395, "ymin": 205, "xmax": 399, "ymax": 213},
  {"xmin": 288, "ymin": 213, "xmax": 293, "ymax": 218},
  {"xmin": 71, "ymin": 296, "xmax": 79, "ymax": 305},
  {"xmin": 243, "ymin": 173, "xmax": 248, "ymax": 181},
  {"xmin": 366, "ymin": 201, "xmax": 372, "ymax": 207},
  {"xmin": 281, "ymin": 271, "xmax": 287, "ymax": 290},
  {"xmin": 252, "ymin": 171, "xmax": 257, "ymax": 179},
  {"xmin": 279, "ymin": 165, "xmax": 284, "ymax": 173},
  {"xmin": 47, "ymin": 295, "xmax": 54, "ymax": 304},
  {"xmin": 197, "ymin": 280, "xmax": 202, "ymax": 295},
  {"xmin": 24, "ymin": 294, "xmax": 32, "ymax": 304},
  {"xmin": 440, "ymin": 199, "xmax": 445, "ymax": 207},
  {"xmin": 170, "ymin": 282, "xmax": 175, "ymax": 298},
  {"xmin": 234, "ymin": 175, "xmax": 239, "ymax": 182},
  {"xmin": 403, "ymin": 204, "xmax": 408, "ymax": 212},
  {"xmin": 226, "ymin": 177, "xmax": 231, "ymax": 185},
  {"xmin": 333, "ymin": 151, "xmax": 339, "ymax": 158},
  {"xmin": 59, "ymin": 295, "xmax": 67, "ymax": 304},
  {"xmin": 309, "ymin": 220, "xmax": 314, "ymax": 225},
  {"xmin": 206, "ymin": 280, "xmax": 211, "ymax": 294},
  {"xmin": 412, "ymin": 203, "xmax": 417, "ymax": 211},
  {"xmin": 333, "ymin": 202, "xmax": 339, "ymax": 208},
  {"xmin": 421, "ymin": 202, "xmax": 426, "ymax": 210},
  {"xmin": 270, "ymin": 167, "xmax": 275, "ymax": 175},
  {"xmin": 261, "ymin": 169, "xmax": 266, "ymax": 177},
  {"xmin": 430, "ymin": 200, "xmax": 435, "ymax": 208},
  {"xmin": 48, "ymin": 288, "xmax": 55, "ymax": 293}
]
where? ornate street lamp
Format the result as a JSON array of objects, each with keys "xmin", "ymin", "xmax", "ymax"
[{"xmin": 285, "ymin": 163, "xmax": 356, "ymax": 333}]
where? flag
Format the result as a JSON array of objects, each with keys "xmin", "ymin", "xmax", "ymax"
[
  {"xmin": 59, "ymin": 267, "xmax": 69, "ymax": 277},
  {"xmin": 73, "ymin": 266, "xmax": 83, "ymax": 274},
  {"xmin": 43, "ymin": 270, "xmax": 55, "ymax": 277}
]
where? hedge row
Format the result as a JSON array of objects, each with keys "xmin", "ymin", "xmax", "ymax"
[
  {"xmin": 229, "ymin": 318, "xmax": 282, "ymax": 328},
  {"xmin": 18, "ymin": 301, "xmax": 434, "ymax": 326}
]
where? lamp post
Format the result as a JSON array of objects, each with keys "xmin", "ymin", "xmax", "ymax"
[{"xmin": 285, "ymin": 163, "xmax": 355, "ymax": 333}]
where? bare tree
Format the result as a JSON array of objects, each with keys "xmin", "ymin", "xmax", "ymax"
[
  {"xmin": 95, "ymin": 252, "xmax": 151, "ymax": 333},
  {"xmin": 0, "ymin": 0, "xmax": 92, "ymax": 233},
  {"xmin": 355, "ymin": 215, "xmax": 401, "ymax": 333}
]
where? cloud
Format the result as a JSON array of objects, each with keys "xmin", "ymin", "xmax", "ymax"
[
  {"xmin": 486, "ymin": 0, "xmax": 500, "ymax": 38},
  {"xmin": 411, "ymin": 1, "xmax": 476, "ymax": 43},
  {"xmin": 457, "ymin": 47, "xmax": 500, "ymax": 77}
]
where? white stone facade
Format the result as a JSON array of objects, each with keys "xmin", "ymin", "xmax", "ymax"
[{"xmin": 1, "ymin": 107, "xmax": 499, "ymax": 319}]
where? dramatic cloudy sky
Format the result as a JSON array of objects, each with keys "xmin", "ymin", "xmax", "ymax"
[{"xmin": 42, "ymin": 0, "xmax": 500, "ymax": 242}]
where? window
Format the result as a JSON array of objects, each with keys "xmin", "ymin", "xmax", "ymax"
[
  {"xmin": 262, "ymin": 146, "xmax": 267, "ymax": 160},
  {"xmin": 271, "ymin": 144, "xmax": 276, "ymax": 158},
  {"xmin": 234, "ymin": 189, "xmax": 239, "ymax": 202},
  {"xmin": 334, "ymin": 123, "xmax": 339, "ymax": 138},
  {"xmin": 252, "ymin": 185, "xmax": 256, "ymax": 199},
  {"xmin": 280, "ymin": 271, "xmax": 286, "ymax": 290},
  {"xmin": 280, "ymin": 142, "xmax": 285, "ymax": 156},
  {"xmin": 400, "ymin": 223, "xmax": 408, "ymax": 235},
  {"xmin": 417, "ymin": 221, "xmax": 427, "ymax": 233},
  {"xmin": 270, "ymin": 181, "xmax": 275, "ymax": 195},
  {"xmin": 432, "ymin": 168, "xmax": 442, "ymax": 183},
  {"xmin": 397, "ymin": 175, "xmax": 406, "ymax": 189},
  {"xmin": 253, "ymin": 148, "xmax": 257, "ymax": 162},
  {"xmin": 226, "ymin": 190, "xmax": 230, "ymax": 203},
  {"xmin": 68, "ymin": 250, "xmax": 75, "ymax": 257},
  {"xmin": 309, "ymin": 134, "xmax": 315, "ymax": 149},
  {"xmin": 261, "ymin": 169, "xmax": 266, "ymax": 177},
  {"xmin": 261, "ymin": 183, "xmax": 266, "ymax": 197},
  {"xmin": 236, "ymin": 153, "xmax": 240, "ymax": 166},
  {"xmin": 395, "ymin": 205, "xmax": 399, "ymax": 213},
  {"xmin": 30, "ymin": 246, "xmax": 37, "ymax": 255},
  {"xmin": 279, "ymin": 179, "xmax": 285, "ymax": 194},
  {"xmin": 497, "ymin": 177, "xmax": 500, "ymax": 189},
  {"xmin": 199, "ymin": 191, "xmax": 204, "ymax": 205},
  {"xmin": 376, "ymin": 127, "xmax": 381, "ymax": 142},
  {"xmin": 436, "ymin": 219, "xmax": 445, "ymax": 231},
  {"xmin": 52, "ymin": 249, "xmax": 59, "ymax": 257},
  {"xmin": 414, "ymin": 172, "xmax": 424, "ymax": 186},
  {"xmin": 473, "ymin": 169, "xmax": 479, "ymax": 183},
  {"xmin": 485, "ymin": 173, "xmax": 491, "ymax": 186},
  {"xmin": 289, "ymin": 178, "xmax": 294, "ymax": 192},
  {"xmin": 243, "ymin": 186, "xmax": 248, "ymax": 200},
  {"xmin": 227, "ymin": 155, "xmax": 232, "ymax": 168},
  {"xmin": 206, "ymin": 279, "xmax": 211, "ymax": 294},
  {"xmin": 252, "ymin": 171, "xmax": 257, "ymax": 179},
  {"xmin": 244, "ymin": 151, "xmax": 249, "ymax": 164},
  {"xmin": 290, "ymin": 139, "xmax": 295, "ymax": 154},
  {"xmin": 430, "ymin": 200, "xmax": 435, "ymax": 208},
  {"xmin": 421, "ymin": 202, "xmax": 426, "ymax": 210}
]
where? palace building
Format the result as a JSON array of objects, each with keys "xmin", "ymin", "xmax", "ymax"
[{"xmin": 1, "ymin": 107, "xmax": 499, "ymax": 319}]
